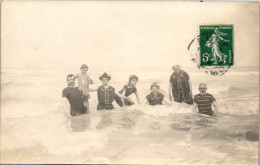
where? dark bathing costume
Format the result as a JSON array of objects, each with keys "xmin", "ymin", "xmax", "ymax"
[
  {"xmin": 115, "ymin": 84, "xmax": 137, "ymax": 106},
  {"xmin": 169, "ymin": 70, "xmax": 193, "ymax": 105},
  {"xmin": 146, "ymin": 92, "xmax": 165, "ymax": 106},
  {"xmin": 97, "ymin": 85, "xmax": 116, "ymax": 110},
  {"xmin": 62, "ymin": 87, "xmax": 87, "ymax": 116}
]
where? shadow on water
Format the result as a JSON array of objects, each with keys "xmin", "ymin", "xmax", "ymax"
[
  {"xmin": 96, "ymin": 112, "xmax": 113, "ymax": 130},
  {"xmin": 66, "ymin": 114, "xmax": 91, "ymax": 132},
  {"xmin": 193, "ymin": 115, "xmax": 215, "ymax": 128},
  {"xmin": 244, "ymin": 129, "xmax": 259, "ymax": 141},
  {"xmin": 168, "ymin": 113, "xmax": 216, "ymax": 131},
  {"xmin": 64, "ymin": 108, "xmax": 259, "ymax": 143},
  {"xmin": 121, "ymin": 115, "xmax": 136, "ymax": 129}
]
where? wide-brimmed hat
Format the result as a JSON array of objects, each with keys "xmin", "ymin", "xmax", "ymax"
[
  {"xmin": 80, "ymin": 64, "xmax": 88, "ymax": 69},
  {"xmin": 150, "ymin": 82, "xmax": 160, "ymax": 89},
  {"xmin": 99, "ymin": 72, "xmax": 111, "ymax": 80},
  {"xmin": 129, "ymin": 75, "xmax": 138, "ymax": 82}
]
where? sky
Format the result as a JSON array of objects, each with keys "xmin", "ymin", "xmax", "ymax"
[{"xmin": 1, "ymin": 1, "xmax": 259, "ymax": 70}]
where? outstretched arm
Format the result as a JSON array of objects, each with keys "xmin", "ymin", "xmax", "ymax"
[
  {"xmin": 219, "ymin": 36, "xmax": 228, "ymax": 42},
  {"xmin": 115, "ymin": 92, "xmax": 130, "ymax": 101},
  {"xmin": 206, "ymin": 34, "xmax": 214, "ymax": 44},
  {"xmin": 89, "ymin": 87, "xmax": 98, "ymax": 92},
  {"xmin": 212, "ymin": 101, "xmax": 218, "ymax": 115}
]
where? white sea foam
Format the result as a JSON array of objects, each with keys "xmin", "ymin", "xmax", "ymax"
[{"xmin": 1, "ymin": 67, "xmax": 258, "ymax": 164}]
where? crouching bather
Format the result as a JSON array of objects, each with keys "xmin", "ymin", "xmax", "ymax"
[
  {"xmin": 92, "ymin": 72, "xmax": 130, "ymax": 110},
  {"xmin": 115, "ymin": 75, "xmax": 141, "ymax": 107},
  {"xmin": 145, "ymin": 82, "xmax": 171, "ymax": 106}
]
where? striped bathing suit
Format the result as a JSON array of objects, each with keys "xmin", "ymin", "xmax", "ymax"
[{"xmin": 194, "ymin": 93, "xmax": 216, "ymax": 116}]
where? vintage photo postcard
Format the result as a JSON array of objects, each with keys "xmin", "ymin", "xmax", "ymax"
[{"xmin": 1, "ymin": 0, "xmax": 259, "ymax": 164}]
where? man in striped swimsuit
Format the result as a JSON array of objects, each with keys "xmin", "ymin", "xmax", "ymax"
[{"xmin": 193, "ymin": 83, "xmax": 218, "ymax": 116}]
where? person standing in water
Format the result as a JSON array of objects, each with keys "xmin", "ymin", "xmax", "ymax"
[
  {"xmin": 93, "ymin": 72, "xmax": 130, "ymax": 110},
  {"xmin": 75, "ymin": 64, "xmax": 94, "ymax": 111},
  {"xmin": 62, "ymin": 74, "xmax": 87, "ymax": 116},
  {"xmin": 145, "ymin": 82, "xmax": 170, "ymax": 106},
  {"xmin": 168, "ymin": 65, "xmax": 193, "ymax": 105},
  {"xmin": 115, "ymin": 75, "xmax": 141, "ymax": 107},
  {"xmin": 193, "ymin": 83, "xmax": 218, "ymax": 116}
]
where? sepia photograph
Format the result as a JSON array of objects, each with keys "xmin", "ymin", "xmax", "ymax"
[{"xmin": 0, "ymin": 1, "xmax": 259, "ymax": 164}]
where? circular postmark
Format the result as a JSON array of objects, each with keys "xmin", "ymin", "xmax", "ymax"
[{"xmin": 188, "ymin": 25, "xmax": 234, "ymax": 76}]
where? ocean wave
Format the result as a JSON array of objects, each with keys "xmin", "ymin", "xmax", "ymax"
[{"xmin": 1, "ymin": 103, "xmax": 258, "ymax": 164}]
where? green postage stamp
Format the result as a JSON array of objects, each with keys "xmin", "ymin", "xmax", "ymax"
[{"xmin": 199, "ymin": 25, "xmax": 234, "ymax": 67}]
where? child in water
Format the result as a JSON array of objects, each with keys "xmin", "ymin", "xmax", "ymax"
[
  {"xmin": 75, "ymin": 64, "xmax": 94, "ymax": 111},
  {"xmin": 115, "ymin": 75, "xmax": 141, "ymax": 107},
  {"xmin": 94, "ymin": 72, "xmax": 130, "ymax": 110},
  {"xmin": 145, "ymin": 82, "xmax": 171, "ymax": 106}
]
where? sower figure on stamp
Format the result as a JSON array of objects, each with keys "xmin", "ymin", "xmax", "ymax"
[
  {"xmin": 168, "ymin": 65, "xmax": 193, "ymax": 105},
  {"xmin": 62, "ymin": 74, "xmax": 88, "ymax": 116},
  {"xmin": 193, "ymin": 83, "xmax": 218, "ymax": 116},
  {"xmin": 205, "ymin": 28, "xmax": 229, "ymax": 63},
  {"xmin": 91, "ymin": 72, "xmax": 130, "ymax": 110}
]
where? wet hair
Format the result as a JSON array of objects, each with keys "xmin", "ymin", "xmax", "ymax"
[
  {"xmin": 172, "ymin": 65, "xmax": 181, "ymax": 70},
  {"xmin": 199, "ymin": 83, "xmax": 207, "ymax": 88},
  {"xmin": 67, "ymin": 74, "xmax": 75, "ymax": 80},
  {"xmin": 150, "ymin": 82, "xmax": 160, "ymax": 89},
  {"xmin": 80, "ymin": 64, "xmax": 88, "ymax": 70},
  {"xmin": 129, "ymin": 75, "xmax": 138, "ymax": 82}
]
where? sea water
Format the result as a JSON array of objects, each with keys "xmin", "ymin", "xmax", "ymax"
[{"xmin": 1, "ymin": 66, "xmax": 259, "ymax": 164}]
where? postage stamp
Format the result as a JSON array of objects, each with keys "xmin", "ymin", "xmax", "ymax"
[{"xmin": 199, "ymin": 25, "xmax": 234, "ymax": 67}]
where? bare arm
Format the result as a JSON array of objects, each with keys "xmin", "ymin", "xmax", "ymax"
[
  {"xmin": 219, "ymin": 36, "xmax": 228, "ymax": 42},
  {"xmin": 121, "ymin": 90, "xmax": 126, "ymax": 106},
  {"xmin": 168, "ymin": 82, "xmax": 173, "ymax": 101},
  {"xmin": 62, "ymin": 97, "xmax": 70, "ymax": 117},
  {"xmin": 206, "ymin": 34, "xmax": 214, "ymax": 44},
  {"xmin": 193, "ymin": 102, "xmax": 198, "ymax": 113},
  {"xmin": 212, "ymin": 101, "xmax": 218, "ymax": 115},
  {"xmin": 135, "ymin": 92, "xmax": 141, "ymax": 104},
  {"xmin": 115, "ymin": 92, "xmax": 129, "ymax": 100},
  {"xmin": 163, "ymin": 100, "xmax": 172, "ymax": 106},
  {"xmin": 89, "ymin": 87, "xmax": 98, "ymax": 92}
]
